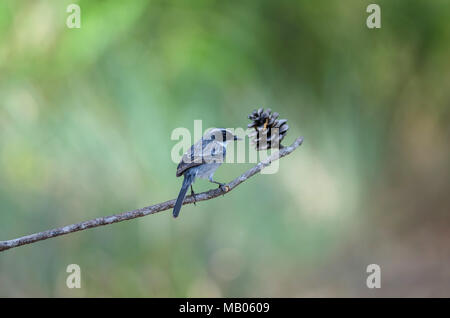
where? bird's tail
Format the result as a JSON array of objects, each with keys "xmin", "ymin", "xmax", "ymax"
[{"xmin": 173, "ymin": 174, "xmax": 194, "ymax": 218}]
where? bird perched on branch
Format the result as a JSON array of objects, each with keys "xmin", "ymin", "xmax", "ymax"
[{"xmin": 173, "ymin": 128, "xmax": 241, "ymax": 218}]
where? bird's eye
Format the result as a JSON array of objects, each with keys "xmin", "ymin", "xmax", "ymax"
[{"xmin": 211, "ymin": 135, "xmax": 215, "ymax": 140}]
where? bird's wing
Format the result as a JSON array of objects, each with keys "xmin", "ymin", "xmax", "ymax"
[{"xmin": 176, "ymin": 139, "xmax": 226, "ymax": 177}]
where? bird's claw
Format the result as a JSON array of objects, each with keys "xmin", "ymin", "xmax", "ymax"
[{"xmin": 218, "ymin": 184, "xmax": 230, "ymax": 193}]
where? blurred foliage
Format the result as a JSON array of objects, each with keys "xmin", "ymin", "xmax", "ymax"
[{"xmin": 0, "ymin": 0, "xmax": 450, "ymax": 297}]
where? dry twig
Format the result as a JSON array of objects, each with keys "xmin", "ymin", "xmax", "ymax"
[{"xmin": 0, "ymin": 136, "xmax": 304, "ymax": 252}]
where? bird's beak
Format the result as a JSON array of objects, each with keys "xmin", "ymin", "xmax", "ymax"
[{"xmin": 234, "ymin": 135, "xmax": 242, "ymax": 141}]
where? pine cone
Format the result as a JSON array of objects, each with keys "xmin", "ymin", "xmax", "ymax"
[{"xmin": 247, "ymin": 107, "xmax": 289, "ymax": 150}]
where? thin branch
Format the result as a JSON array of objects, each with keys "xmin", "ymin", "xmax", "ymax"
[{"xmin": 0, "ymin": 136, "xmax": 304, "ymax": 253}]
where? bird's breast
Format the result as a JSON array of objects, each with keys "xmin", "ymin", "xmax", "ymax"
[{"xmin": 195, "ymin": 163, "xmax": 222, "ymax": 179}]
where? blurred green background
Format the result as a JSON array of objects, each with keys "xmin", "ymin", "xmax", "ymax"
[{"xmin": 1, "ymin": 0, "xmax": 450, "ymax": 297}]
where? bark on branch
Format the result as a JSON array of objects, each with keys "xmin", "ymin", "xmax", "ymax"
[{"xmin": 0, "ymin": 136, "xmax": 304, "ymax": 253}]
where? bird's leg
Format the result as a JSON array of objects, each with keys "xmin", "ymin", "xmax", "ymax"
[
  {"xmin": 190, "ymin": 185, "xmax": 197, "ymax": 205},
  {"xmin": 211, "ymin": 180, "xmax": 225, "ymax": 187},
  {"xmin": 208, "ymin": 176, "xmax": 229, "ymax": 193}
]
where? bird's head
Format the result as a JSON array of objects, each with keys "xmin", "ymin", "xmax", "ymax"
[{"xmin": 205, "ymin": 128, "xmax": 241, "ymax": 143}]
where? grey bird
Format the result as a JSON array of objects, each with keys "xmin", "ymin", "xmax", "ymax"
[{"xmin": 173, "ymin": 128, "xmax": 240, "ymax": 218}]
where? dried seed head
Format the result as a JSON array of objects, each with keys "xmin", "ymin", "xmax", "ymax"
[{"xmin": 247, "ymin": 107, "xmax": 289, "ymax": 150}]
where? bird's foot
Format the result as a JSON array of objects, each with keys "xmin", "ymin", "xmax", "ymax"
[
  {"xmin": 210, "ymin": 179, "xmax": 229, "ymax": 194},
  {"xmin": 217, "ymin": 183, "xmax": 230, "ymax": 193}
]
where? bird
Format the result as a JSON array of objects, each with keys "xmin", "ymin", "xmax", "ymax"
[{"xmin": 173, "ymin": 128, "xmax": 241, "ymax": 218}]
